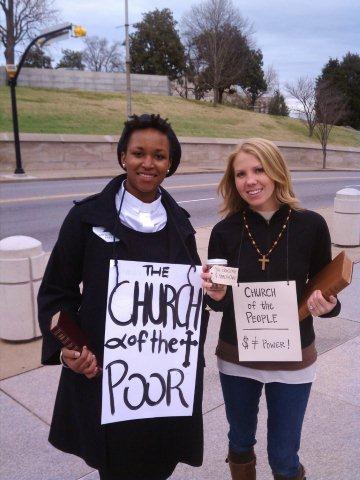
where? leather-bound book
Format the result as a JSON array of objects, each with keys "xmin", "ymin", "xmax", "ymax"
[
  {"xmin": 50, "ymin": 311, "xmax": 89, "ymax": 351},
  {"xmin": 298, "ymin": 251, "xmax": 353, "ymax": 321}
]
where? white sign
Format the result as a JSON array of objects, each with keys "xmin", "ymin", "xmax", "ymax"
[
  {"xmin": 210, "ymin": 265, "xmax": 239, "ymax": 286},
  {"xmin": 233, "ymin": 281, "xmax": 302, "ymax": 362},
  {"xmin": 101, "ymin": 260, "xmax": 203, "ymax": 424}
]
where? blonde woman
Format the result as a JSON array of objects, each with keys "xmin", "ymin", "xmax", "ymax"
[{"xmin": 202, "ymin": 138, "xmax": 339, "ymax": 480}]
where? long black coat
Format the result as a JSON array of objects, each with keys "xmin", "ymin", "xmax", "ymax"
[{"xmin": 38, "ymin": 175, "xmax": 208, "ymax": 473}]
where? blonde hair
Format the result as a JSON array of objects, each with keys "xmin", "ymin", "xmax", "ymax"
[{"xmin": 219, "ymin": 138, "xmax": 301, "ymax": 216}]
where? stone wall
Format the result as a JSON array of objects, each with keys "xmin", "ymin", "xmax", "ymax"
[
  {"xmin": 181, "ymin": 139, "xmax": 360, "ymax": 170},
  {"xmin": 0, "ymin": 66, "xmax": 6, "ymax": 86},
  {"xmin": 0, "ymin": 67, "xmax": 171, "ymax": 95},
  {"xmin": 1, "ymin": 133, "xmax": 359, "ymax": 172}
]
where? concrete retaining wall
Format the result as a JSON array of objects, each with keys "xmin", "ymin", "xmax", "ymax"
[
  {"xmin": 0, "ymin": 67, "xmax": 171, "ymax": 95},
  {"xmin": 0, "ymin": 66, "xmax": 6, "ymax": 86},
  {"xmin": 1, "ymin": 134, "xmax": 359, "ymax": 172}
]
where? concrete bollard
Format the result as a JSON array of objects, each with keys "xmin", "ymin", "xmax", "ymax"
[
  {"xmin": 0, "ymin": 236, "xmax": 48, "ymax": 341},
  {"xmin": 333, "ymin": 187, "xmax": 360, "ymax": 247}
]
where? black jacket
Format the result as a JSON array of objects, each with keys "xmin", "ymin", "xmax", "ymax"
[
  {"xmin": 38, "ymin": 175, "xmax": 208, "ymax": 472},
  {"xmin": 206, "ymin": 205, "xmax": 340, "ymax": 368}
]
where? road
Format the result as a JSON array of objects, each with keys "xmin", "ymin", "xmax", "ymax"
[{"xmin": 1, "ymin": 171, "xmax": 359, "ymax": 251}]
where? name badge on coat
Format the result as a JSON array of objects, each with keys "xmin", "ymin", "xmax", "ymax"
[{"xmin": 93, "ymin": 226, "xmax": 119, "ymax": 243}]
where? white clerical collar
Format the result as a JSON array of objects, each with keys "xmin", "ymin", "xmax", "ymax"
[{"xmin": 115, "ymin": 181, "xmax": 167, "ymax": 233}]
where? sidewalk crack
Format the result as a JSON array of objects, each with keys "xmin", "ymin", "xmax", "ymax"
[{"xmin": 0, "ymin": 387, "xmax": 50, "ymax": 426}]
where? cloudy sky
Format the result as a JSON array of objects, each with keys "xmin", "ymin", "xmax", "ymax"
[
  {"xmin": 52, "ymin": 0, "xmax": 359, "ymax": 86},
  {"xmin": 2, "ymin": 0, "xmax": 359, "ymax": 89}
]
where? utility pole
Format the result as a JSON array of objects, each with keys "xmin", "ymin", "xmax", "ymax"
[{"xmin": 124, "ymin": 0, "xmax": 132, "ymax": 119}]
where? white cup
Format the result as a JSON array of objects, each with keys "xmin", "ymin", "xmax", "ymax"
[{"xmin": 206, "ymin": 258, "xmax": 228, "ymax": 291}]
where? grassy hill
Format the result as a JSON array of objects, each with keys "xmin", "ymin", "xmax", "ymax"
[{"xmin": 0, "ymin": 86, "xmax": 359, "ymax": 147}]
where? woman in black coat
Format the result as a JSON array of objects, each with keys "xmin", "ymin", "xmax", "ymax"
[{"xmin": 38, "ymin": 114, "xmax": 208, "ymax": 480}]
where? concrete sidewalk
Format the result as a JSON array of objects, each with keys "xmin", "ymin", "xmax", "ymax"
[{"xmin": 1, "ymin": 213, "xmax": 360, "ymax": 479}]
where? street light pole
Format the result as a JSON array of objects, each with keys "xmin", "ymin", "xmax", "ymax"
[
  {"xmin": 8, "ymin": 78, "xmax": 23, "ymax": 173},
  {"xmin": 6, "ymin": 24, "xmax": 86, "ymax": 175},
  {"xmin": 124, "ymin": 0, "xmax": 132, "ymax": 119},
  {"xmin": 7, "ymin": 28, "xmax": 69, "ymax": 175}
]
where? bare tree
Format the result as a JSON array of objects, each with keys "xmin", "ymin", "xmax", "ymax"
[
  {"xmin": 264, "ymin": 65, "xmax": 279, "ymax": 96},
  {"xmin": 285, "ymin": 77, "xmax": 317, "ymax": 137},
  {"xmin": 174, "ymin": 37, "xmax": 206, "ymax": 100},
  {"xmin": 314, "ymin": 80, "xmax": 347, "ymax": 168},
  {"xmin": 182, "ymin": 0, "xmax": 254, "ymax": 105},
  {"xmin": 183, "ymin": 0, "xmax": 254, "ymax": 45},
  {"xmin": 0, "ymin": 0, "xmax": 59, "ymax": 64},
  {"xmin": 82, "ymin": 36, "xmax": 123, "ymax": 73}
]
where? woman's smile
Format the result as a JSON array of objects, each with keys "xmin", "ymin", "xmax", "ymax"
[
  {"xmin": 246, "ymin": 188, "xmax": 263, "ymax": 196},
  {"xmin": 137, "ymin": 172, "xmax": 157, "ymax": 179}
]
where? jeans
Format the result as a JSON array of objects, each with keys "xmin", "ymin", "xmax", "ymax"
[{"xmin": 220, "ymin": 372, "xmax": 312, "ymax": 477}]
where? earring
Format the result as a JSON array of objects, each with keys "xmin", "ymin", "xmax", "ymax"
[{"xmin": 167, "ymin": 169, "xmax": 170, "ymax": 173}]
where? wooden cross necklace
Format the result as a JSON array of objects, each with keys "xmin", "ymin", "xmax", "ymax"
[{"xmin": 242, "ymin": 209, "xmax": 292, "ymax": 271}]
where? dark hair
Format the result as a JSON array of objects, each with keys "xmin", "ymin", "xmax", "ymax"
[{"xmin": 117, "ymin": 113, "xmax": 181, "ymax": 176}]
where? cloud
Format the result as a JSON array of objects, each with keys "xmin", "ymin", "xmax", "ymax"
[{"xmin": 1, "ymin": 0, "xmax": 359, "ymax": 88}]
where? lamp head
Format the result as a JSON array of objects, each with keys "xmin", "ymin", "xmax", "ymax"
[{"xmin": 72, "ymin": 25, "xmax": 87, "ymax": 37}]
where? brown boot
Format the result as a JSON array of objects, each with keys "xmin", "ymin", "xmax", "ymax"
[
  {"xmin": 227, "ymin": 449, "xmax": 256, "ymax": 480},
  {"xmin": 273, "ymin": 464, "xmax": 306, "ymax": 480}
]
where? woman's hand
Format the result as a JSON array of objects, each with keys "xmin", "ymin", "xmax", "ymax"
[
  {"xmin": 201, "ymin": 265, "xmax": 227, "ymax": 301},
  {"xmin": 61, "ymin": 346, "xmax": 100, "ymax": 379},
  {"xmin": 307, "ymin": 289, "xmax": 337, "ymax": 317}
]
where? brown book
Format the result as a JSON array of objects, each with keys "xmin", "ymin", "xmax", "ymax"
[
  {"xmin": 298, "ymin": 251, "xmax": 353, "ymax": 321},
  {"xmin": 50, "ymin": 311, "xmax": 89, "ymax": 352}
]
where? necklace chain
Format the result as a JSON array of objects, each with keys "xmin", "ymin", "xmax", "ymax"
[{"xmin": 242, "ymin": 209, "xmax": 292, "ymax": 270}]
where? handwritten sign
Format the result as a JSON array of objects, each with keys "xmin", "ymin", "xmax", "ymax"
[
  {"xmin": 232, "ymin": 281, "xmax": 302, "ymax": 362},
  {"xmin": 101, "ymin": 260, "xmax": 203, "ymax": 424},
  {"xmin": 210, "ymin": 265, "xmax": 239, "ymax": 286}
]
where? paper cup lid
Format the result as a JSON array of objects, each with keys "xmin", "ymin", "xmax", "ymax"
[{"xmin": 206, "ymin": 258, "xmax": 228, "ymax": 265}]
